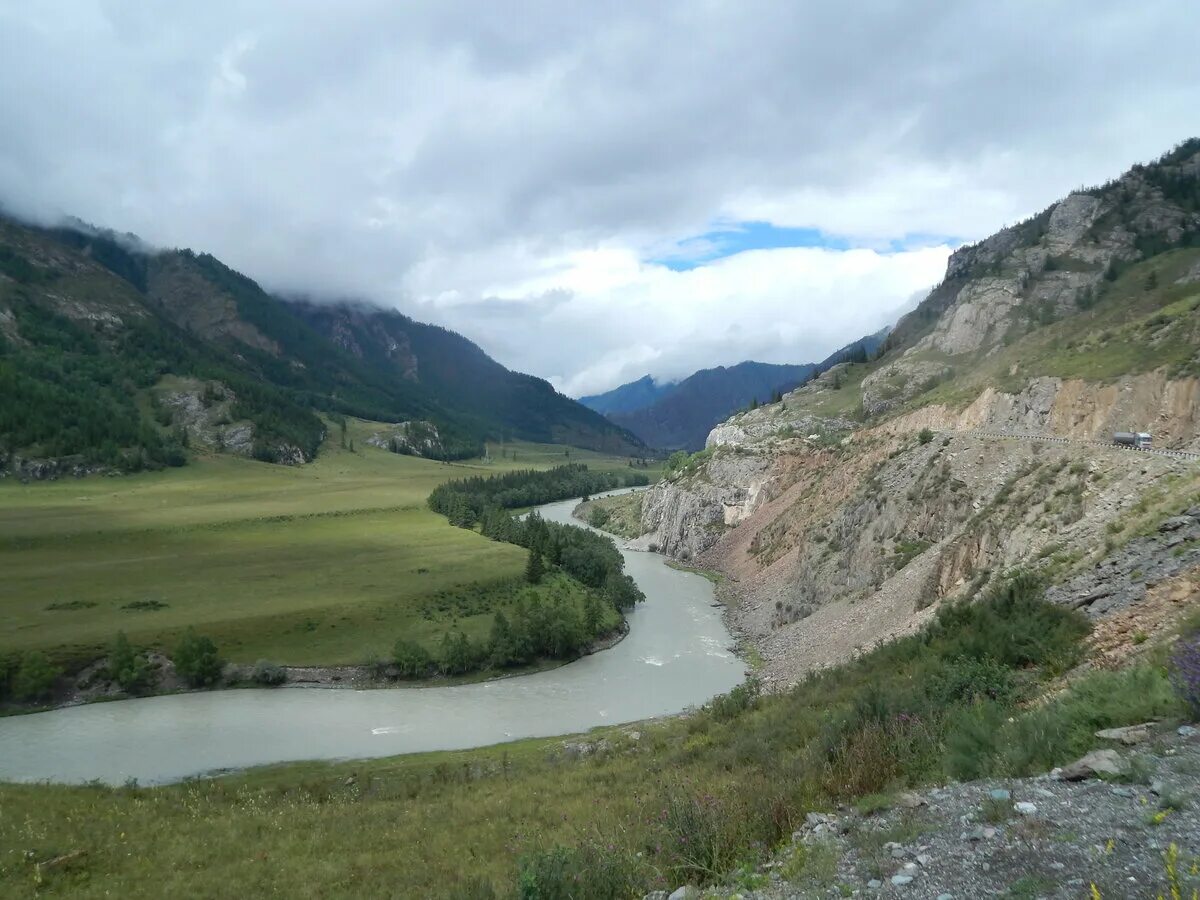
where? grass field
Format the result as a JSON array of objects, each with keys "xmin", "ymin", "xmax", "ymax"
[{"xmin": 0, "ymin": 427, "xmax": 644, "ymax": 667}]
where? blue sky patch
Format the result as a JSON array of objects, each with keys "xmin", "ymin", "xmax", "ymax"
[{"xmin": 650, "ymin": 221, "xmax": 956, "ymax": 270}]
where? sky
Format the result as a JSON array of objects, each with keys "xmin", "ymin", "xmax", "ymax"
[{"xmin": 1, "ymin": 2, "xmax": 1197, "ymax": 397}]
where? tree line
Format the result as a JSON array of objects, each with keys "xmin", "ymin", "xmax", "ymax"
[
  {"xmin": 427, "ymin": 463, "xmax": 648, "ymax": 527},
  {"xmin": 413, "ymin": 464, "xmax": 649, "ymax": 676}
]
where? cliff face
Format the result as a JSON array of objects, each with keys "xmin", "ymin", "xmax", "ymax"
[{"xmin": 632, "ymin": 142, "xmax": 1200, "ymax": 687}]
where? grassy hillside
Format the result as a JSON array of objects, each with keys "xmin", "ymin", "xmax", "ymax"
[{"xmin": 0, "ymin": 430, "xmax": 643, "ymax": 669}]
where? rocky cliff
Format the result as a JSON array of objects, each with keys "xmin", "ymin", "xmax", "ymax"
[{"xmin": 631, "ymin": 142, "xmax": 1200, "ymax": 688}]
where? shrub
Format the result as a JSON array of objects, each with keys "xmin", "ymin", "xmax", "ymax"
[
  {"xmin": 918, "ymin": 428, "xmax": 934, "ymax": 445},
  {"xmin": 1167, "ymin": 632, "xmax": 1200, "ymax": 719},
  {"xmin": 11, "ymin": 651, "xmax": 61, "ymax": 702},
  {"xmin": 516, "ymin": 843, "xmax": 645, "ymax": 900},
  {"xmin": 393, "ymin": 639, "xmax": 433, "ymax": 678},
  {"xmin": 926, "ymin": 656, "xmax": 1016, "ymax": 705},
  {"xmin": 108, "ymin": 631, "xmax": 154, "ymax": 693},
  {"xmin": 439, "ymin": 630, "xmax": 482, "ymax": 676},
  {"xmin": 173, "ymin": 629, "xmax": 223, "ymax": 687},
  {"xmin": 926, "ymin": 571, "xmax": 1089, "ymax": 676},
  {"xmin": 250, "ymin": 659, "xmax": 286, "ymax": 686},
  {"xmin": 706, "ymin": 678, "xmax": 760, "ymax": 722}
]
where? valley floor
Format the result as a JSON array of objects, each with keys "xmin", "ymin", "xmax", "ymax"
[{"xmin": 0, "ymin": 431, "xmax": 644, "ymax": 677}]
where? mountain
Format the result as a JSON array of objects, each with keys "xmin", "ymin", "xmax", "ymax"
[
  {"xmin": 288, "ymin": 300, "xmax": 643, "ymax": 454},
  {"xmin": 0, "ymin": 215, "xmax": 643, "ymax": 477},
  {"xmin": 590, "ymin": 331, "xmax": 888, "ymax": 451},
  {"xmin": 633, "ymin": 138, "xmax": 1200, "ymax": 689},
  {"xmin": 579, "ymin": 375, "xmax": 674, "ymax": 416},
  {"xmin": 603, "ymin": 361, "xmax": 816, "ymax": 451}
]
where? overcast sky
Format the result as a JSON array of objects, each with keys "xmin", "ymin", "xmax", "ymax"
[{"xmin": 1, "ymin": 2, "xmax": 1197, "ymax": 396}]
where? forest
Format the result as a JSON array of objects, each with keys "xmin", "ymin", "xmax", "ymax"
[
  {"xmin": 427, "ymin": 462, "xmax": 648, "ymax": 525},
  {"xmin": 417, "ymin": 465, "xmax": 649, "ymax": 675}
]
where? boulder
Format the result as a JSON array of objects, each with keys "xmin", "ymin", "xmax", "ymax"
[
  {"xmin": 1059, "ymin": 749, "xmax": 1129, "ymax": 781},
  {"xmin": 1094, "ymin": 723, "xmax": 1154, "ymax": 745}
]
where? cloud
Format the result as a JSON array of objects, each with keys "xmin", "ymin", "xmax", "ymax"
[
  {"xmin": 417, "ymin": 243, "xmax": 950, "ymax": 397},
  {"xmin": 0, "ymin": 1, "xmax": 1196, "ymax": 394}
]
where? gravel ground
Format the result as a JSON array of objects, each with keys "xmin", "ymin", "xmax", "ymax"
[{"xmin": 660, "ymin": 725, "xmax": 1200, "ymax": 900}]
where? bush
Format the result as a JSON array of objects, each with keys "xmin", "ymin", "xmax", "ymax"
[
  {"xmin": 707, "ymin": 678, "xmax": 761, "ymax": 722},
  {"xmin": 918, "ymin": 428, "xmax": 934, "ymax": 445},
  {"xmin": 173, "ymin": 629, "xmax": 223, "ymax": 687},
  {"xmin": 926, "ymin": 656, "xmax": 1015, "ymax": 705},
  {"xmin": 11, "ymin": 651, "xmax": 61, "ymax": 702},
  {"xmin": 439, "ymin": 631, "xmax": 482, "ymax": 676},
  {"xmin": 1168, "ymin": 632, "xmax": 1200, "ymax": 718},
  {"xmin": 108, "ymin": 631, "xmax": 154, "ymax": 694},
  {"xmin": 926, "ymin": 571, "xmax": 1089, "ymax": 676},
  {"xmin": 250, "ymin": 659, "xmax": 286, "ymax": 686},
  {"xmin": 516, "ymin": 843, "xmax": 646, "ymax": 900},
  {"xmin": 393, "ymin": 639, "xmax": 433, "ymax": 678}
]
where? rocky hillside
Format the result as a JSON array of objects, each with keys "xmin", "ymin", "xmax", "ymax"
[
  {"xmin": 686, "ymin": 724, "xmax": 1200, "ymax": 900},
  {"xmin": 0, "ymin": 215, "xmax": 643, "ymax": 477},
  {"xmin": 623, "ymin": 140, "xmax": 1200, "ymax": 688}
]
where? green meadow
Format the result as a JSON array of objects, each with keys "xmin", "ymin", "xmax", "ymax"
[{"xmin": 0, "ymin": 427, "xmax": 647, "ymax": 667}]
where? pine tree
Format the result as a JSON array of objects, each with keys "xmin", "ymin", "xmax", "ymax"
[{"xmin": 525, "ymin": 550, "xmax": 545, "ymax": 584}]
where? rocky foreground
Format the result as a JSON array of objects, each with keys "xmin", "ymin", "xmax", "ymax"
[{"xmin": 649, "ymin": 724, "xmax": 1200, "ymax": 900}]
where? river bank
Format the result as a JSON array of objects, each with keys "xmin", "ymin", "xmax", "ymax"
[
  {"xmin": 0, "ymin": 619, "xmax": 632, "ymax": 718},
  {"xmin": 0, "ymin": 493, "xmax": 743, "ymax": 784}
]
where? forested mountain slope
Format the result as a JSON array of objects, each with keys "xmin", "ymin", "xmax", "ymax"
[
  {"xmin": 289, "ymin": 300, "xmax": 641, "ymax": 454},
  {"xmin": 0, "ymin": 216, "xmax": 643, "ymax": 477}
]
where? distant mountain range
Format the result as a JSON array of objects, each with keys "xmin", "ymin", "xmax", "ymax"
[
  {"xmin": 581, "ymin": 331, "xmax": 887, "ymax": 450},
  {"xmin": 0, "ymin": 214, "xmax": 643, "ymax": 477}
]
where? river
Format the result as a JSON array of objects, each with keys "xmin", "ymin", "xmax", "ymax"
[{"xmin": 0, "ymin": 491, "xmax": 743, "ymax": 784}]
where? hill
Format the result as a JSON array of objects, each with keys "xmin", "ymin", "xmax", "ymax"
[
  {"xmin": 590, "ymin": 332, "xmax": 886, "ymax": 451},
  {"xmin": 0, "ymin": 216, "xmax": 643, "ymax": 478},
  {"xmin": 633, "ymin": 138, "xmax": 1200, "ymax": 689}
]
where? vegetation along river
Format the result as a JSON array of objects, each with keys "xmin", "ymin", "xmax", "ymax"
[{"xmin": 0, "ymin": 491, "xmax": 744, "ymax": 784}]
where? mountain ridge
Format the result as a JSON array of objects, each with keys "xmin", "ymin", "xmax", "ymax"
[
  {"xmin": 585, "ymin": 331, "xmax": 887, "ymax": 451},
  {"xmin": 0, "ymin": 214, "xmax": 644, "ymax": 477}
]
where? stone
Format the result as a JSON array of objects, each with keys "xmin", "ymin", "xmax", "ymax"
[
  {"xmin": 805, "ymin": 811, "xmax": 833, "ymax": 827},
  {"xmin": 891, "ymin": 847, "xmax": 907, "ymax": 859},
  {"xmin": 1110, "ymin": 786, "xmax": 1135, "ymax": 798},
  {"xmin": 867, "ymin": 880, "xmax": 883, "ymax": 889},
  {"xmin": 937, "ymin": 894, "xmax": 955, "ymax": 900},
  {"xmin": 668, "ymin": 888, "xmax": 700, "ymax": 900},
  {"xmin": 891, "ymin": 874, "xmax": 914, "ymax": 886},
  {"xmin": 988, "ymin": 788, "xmax": 1011, "ymax": 801},
  {"xmin": 1178, "ymin": 725, "xmax": 1198, "ymax": 738},
  {"xmin": 1059, "ymin": 749, "xmax": 1129, "ymax": 781},
  {"xmin": 896, "ymin": 790, "xmax": 926, "ymax": 809},
  {"xmin": 916, "ymin": 854, "xmax": 932, "ymax": 866},
  {"xmin": 644, "ymin": 893, "xmax": 669, "ymax": 900},
  {"xmin": 1095, "ymin": 723, "xmax": 1153, "ymax": 745},
  {"xmin": 1159, "ymin": 516, "xmax": 1191, "ymax": 532},
  {"xmin": 1014, "ymin": 801, "xmax": 1037, "ymax": 815}
]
